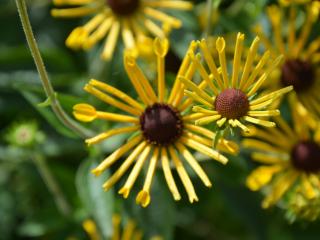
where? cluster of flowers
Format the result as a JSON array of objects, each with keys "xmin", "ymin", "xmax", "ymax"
[{"xmin": 52, "ymin": 0, "xmax": 320, "ymax": 222}]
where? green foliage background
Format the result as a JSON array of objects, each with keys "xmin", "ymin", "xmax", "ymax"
[{"xmin": 0, "ymin": 0, "xmax": 319, "ymax": 239}]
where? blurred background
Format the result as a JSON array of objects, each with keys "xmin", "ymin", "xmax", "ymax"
[{"xmin": 1, "ymin": 0, "xmax": 320, "ymax": 239}]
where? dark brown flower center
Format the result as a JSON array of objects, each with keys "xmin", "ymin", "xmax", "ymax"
[
  {"xmin": 106, "ymin": 0, "xmax": 140, "ymax": 16},
  {"xmin": 281, "ymin": 59, "xmax": 315, "ymax": 93},
  {"xmin": 140, "ymin": 103, "xmax": 183, "ymax": 145},
  {"xmin": 214, "ymin": 88, "xmax": 249, "ymax": 119},
  {"xmin": 291, "ymin": 141, "xmax": 320, "ymax": 173}
]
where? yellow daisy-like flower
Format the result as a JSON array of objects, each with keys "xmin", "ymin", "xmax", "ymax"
[
  {"xmin": 51, "ymin": 0, "xmax": 192, "ymax": 60},
  {"xmin": 73, "ymin": 38, "xmax": 238, "ymax": 207},
  {"xmin": 244, "ymin": 96, "xmax": 320, "ymax": 210},
  {"xmin": 253, "ymin": 2, "xmax": 320, "ymax": 119},
  {"xmin": 180, "ymin": 33, "xmax": 292, "ymax": 135}
]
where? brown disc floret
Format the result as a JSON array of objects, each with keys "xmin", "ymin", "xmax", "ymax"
[
  {"xmin": 106, "ymin": 0, "xmax": 140, "ymax": 16},
  {"xmin": 140, "ymin": 103, "xmax": 183, "ymax": 145},
  {"xmin": 291, "ymin": 141, "xmax": 320, "ymax": 173},
  {"xmin": 214, "ymin": 88, "xmax": 249, "ymax": 119},
  {"xmin": 281, "ymin": 59, "xmax": 315, "ymax": 93}
]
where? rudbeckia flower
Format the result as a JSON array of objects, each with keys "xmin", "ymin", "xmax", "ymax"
[
  {"xmin": 51, "ymin": 0, "xmax": 192, "ymax": 60},
  {"xmin": 253, "ymin": 1, "xmax": 320, "ymax": 119},
  {"xmin": 244, "ymin": 95, "xmax": 320, "ymax": 214},
  {"xmin": 73, "ymin": 38, "xmax": 238, "ymax": 207},
  {"xmin": 180, "ymin": 33, "xmax": 292, "ymax": 136}
]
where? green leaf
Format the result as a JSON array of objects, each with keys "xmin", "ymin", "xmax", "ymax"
[
  {"xmin": 18, "ymin": 222, "xmax": 46, "ymax": 237},
  {"xmin": 76, "ymin": 157, "xmax": 114, "ymax": 239},
  {"xmin": 37, "ymin": 96, "xmax": 53, "ymax": 108}
]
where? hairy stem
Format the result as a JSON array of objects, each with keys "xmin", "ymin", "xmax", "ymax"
[{"xmin": 15, "ymin": 0, "xmax": 91, "ymax": 139}]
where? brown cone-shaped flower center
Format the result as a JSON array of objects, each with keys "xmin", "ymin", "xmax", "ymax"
[
  {"xmin": 140, "ymin": 103, "xmax": 183, "ymax": 145},
  {"xmin": 281, "ymin": 59, "xmax": 315, "ymax": 93},
  {"xmin": 291, "ymin": 141, "xmax": 320, "ymax": 173},
  {"xmin": 215, "ymin": 88, "xmax": 249, "ymax": 119},
  {"xmin": 106, "ymin": 0, "xmax": 140, "ymax": 16}
]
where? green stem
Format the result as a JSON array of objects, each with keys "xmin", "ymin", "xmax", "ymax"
[
  {"xmin": 204, "ymin": 0, "xmax": 213, "ymax": 39},
  {"xmin": 33, "ymin": 154, "xmax": 71, "ymax": 217},
  {"xmin": 15, "ymin": 0, "xmax": 91, "ymax": 139}
]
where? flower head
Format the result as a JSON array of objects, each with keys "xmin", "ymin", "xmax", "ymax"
[
  {"xmin": 243, "ymin": 95, "xmax": 320, "ymax": 218},
  {"xmin": 5, "ymin": 121, "xmax": 44, "ymax": 147},
  {"xmin": 73, "ymin": 38, "xmax": 238, "ymax": 207},
  {"xmin": 51, "ymin": 0, "xmax": 193, "ymax": 60},
  {"xmin": 180, "ymin": 33, "xmax": 292, "ymax": 137},
  {"xmin": 253, "ymin": 1, "xmax": 320, "ymax": 119}
]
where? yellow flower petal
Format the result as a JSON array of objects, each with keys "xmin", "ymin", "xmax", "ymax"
[
  {"xmin": 73, "ymin": 103, "xmax": 97, "ymax": 122},
  {"xmin": 246, "ymin": 165, "xmax": 283, "ymax": 191}
]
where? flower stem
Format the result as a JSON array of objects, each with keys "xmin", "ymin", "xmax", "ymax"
[
  {"xmin": 33, "ymin": 154, "xmax": 72, "ymax": 217},
  {"xmin": 204, "ymin": 0, "xmax": 214, "ymax": 39},
  {"xmin": 204, "ymin": 0, "xmax": 221, "ymax": 39},
  {"xmin": 15, "ymin": 0, "xmax": 92, "ymax": 139}
]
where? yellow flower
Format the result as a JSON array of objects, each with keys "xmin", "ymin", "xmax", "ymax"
[
  {"xmin": 51, "ymin": 0, "xmax": 192, "ymax": 60},
  {"xmin": 180, "ymin": 33, "xmax": 292, "ymax": 136},
  {"xmin": 253, "ymin": 2, "xmax": 320, "ymax": 119},
  {"xmin": 82, "ymin": 215, "xmax": 149, "ymax": 240},
  {"xmin": 73, "ymin": 38, "xmax": 238, "ymax": 207},
  {"xmin": 243, "ymin": 95, "xmax": 320, "ymax": 211}
]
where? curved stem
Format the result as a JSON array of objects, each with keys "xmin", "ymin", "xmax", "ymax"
[{"xmin": 15, "ymin": 0, "xmax": 92, "ymax": 139}]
